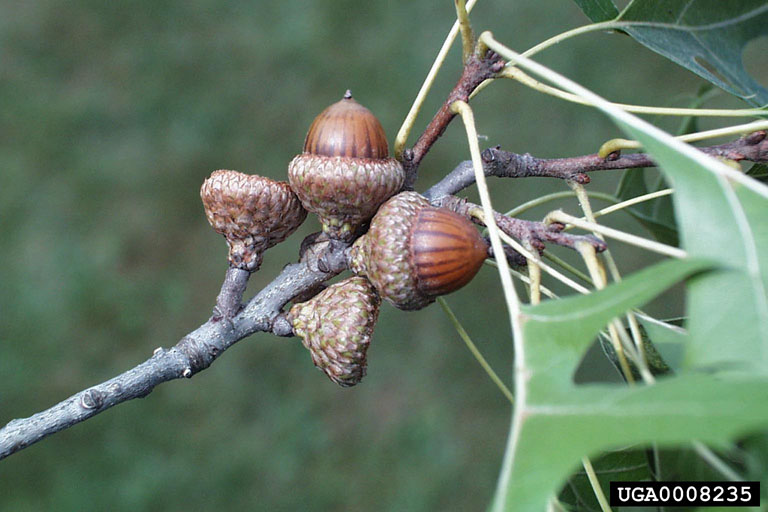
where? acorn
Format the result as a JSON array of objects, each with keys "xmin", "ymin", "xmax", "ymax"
[
  {"xmin": 200, "ymin": 170, "xmax": 307, "ymax": 271},
  {"xmin": 289, "ymin": 276, "xmax": 381, "ymax": 387},
  {"xmin": 287, "ymin": 91, "xmax": 405, "ymax": 241},
  {"xmin": 350, "ymin": 192, "xmax": 488, "ymax": 310}
]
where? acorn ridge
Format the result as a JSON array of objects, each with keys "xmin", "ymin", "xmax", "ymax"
[
  {"xmin": 350, "ymin": 192, "xmax": 488, "ymax": 310},
  {"xmin": 410, "ymin": 207, "xmax": 488, "ymax": 297},
  {"xmin": 303, "ymin": 94, "xmax": 389, "ymax": 158}
]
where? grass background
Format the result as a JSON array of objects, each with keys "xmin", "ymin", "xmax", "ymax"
[{"xmin": 0, "ymin": 1, "xmax": 753, "ymax": 510}]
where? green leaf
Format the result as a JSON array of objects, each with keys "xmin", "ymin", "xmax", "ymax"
[
  {"xmin": 483, "ymin": 42, "xmax": 768, "ymax": 512},
  {"xmin": 741, "ymin": 431, "xmax": 768, "ymax": 490},
  {"xmin": 519, "ymin": 258, "xmax": 713, "ymax": 394},
  {"xmin": 559, "ymin": 447, "xmax": 652, "ymax": 511},
  {"xmin": 511, "ymin": 41, "xmax": 768, "ymax": 370},
  {"xmin": 614, "ymin": 85, "xmax": 720, "ymax": 247},
  {"xmin": 627, "ymin": 136, "xmax": 768, "ymax": 371},
  {"xmin": 637, "ymin": 315, "xmax": 686, "ymax": 372},
  {"xmin": 657, "ymin": 446, "xmax": 742, "ymax": 481},
  {"xmin": 618, "ymin": 0, "xmax": 768, "ymax": 106},
  {"xmin": 570, "ymin": 0, "xmax": 618, "ymax": 22},
  {"xmin": 616, "ymin": 168, "xmax": 679, "ymax": 246},
  {"xmin": 748, "ymin": 163, "xmax": 768, "ymax": 183},
  {"xmin": 495, "ymin": 373, "xmax": 768, "ymax": 510}
]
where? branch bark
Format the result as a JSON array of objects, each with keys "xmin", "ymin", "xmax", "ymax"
[
  {"xmin": 0, "ymin": 240, "xmax": 349, "ymax": 461},
  {"xmin": 437, "ymin": 195, "xmax": 607, "ymax": 254},
  {"xmin": 424, "ymin": 130, "xmax": 768, "ymax": 200},
  {"xmin": 402, "ymin": 50, "xmax": 505, "ymax": 189}
]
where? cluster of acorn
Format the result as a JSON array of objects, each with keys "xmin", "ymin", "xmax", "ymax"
[{"xmin": 200, "ymin": 91, "xmax": 488, "ymax": 387}]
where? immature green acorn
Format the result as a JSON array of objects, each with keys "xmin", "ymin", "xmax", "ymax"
[
  {"xmin": 350, "ymin": 192, "xmax": 488, "ymax": 310},
  {"xmin": 289, "ymin": 276, "xmax": 380, "ymax": 387},
  {"xmin": 287, "ymin": 91, "xmax": 405, "ymax": 241},
  {"xmin": 200, "ymin": 170, "xmax": 307, "ymax": 271}
]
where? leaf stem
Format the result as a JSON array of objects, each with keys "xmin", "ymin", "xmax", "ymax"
[
  {"xmin": 545, "ymin": 210, "xmax": 688, "ymax": 259},
  {"xmin": 592, "ymin": 189, "xmax": 674, "ymax": 218},
  {"xmin": 568, "ymin": 183, "xmax": 651, "ymax": 374},
  {"xmin": 542, "ymin": 251, "xmax": 594, "ymax": 285},
  {"xmin": 693, "ymin": 442, "xmax": 742, "ymax": 482},
  {"xmin": 454, "ymin": 0, "xmax": 474, "ymax": 64},
  {"xmin": 476, "ymin": 212, "xmax": 591, "ymax": 294},
  {"xmin": 450, "ymin": 100, "xmax": 522, "ymax": 317},
  {"xmin": 438, "ymin": 298, "xmax": 514, "ymax": 404},
  {"xmin": 599, "ymin": 120, "xmax": 768, "ymax": 156},
  {"xmin": 504, "ymin": 191, "xmax": 617, "ymax": 218},
  {"xmin": 522, "ymin": 21, "xmax": 620, "ymax": 58},
  {"xmin": 501, "ymin": 67, "xmax": 767, "ymax": 118},
  {"xmin": 582, "ymin": 456, "xmax": 614, "ymax": 512},
  {"xmin": 526, "ymin": 242, "xmax": 542, "ymax": 305},
  {"xmin": 393, "ymin": 0, "xmax": 479, "ymax": 158},
  {"xmin": 485, "ymin": 260, "xmax": 560, "ymax": 300},
  {"xmin": 577, "ymin": 242, "xmax": 635, "ymax": 384}
]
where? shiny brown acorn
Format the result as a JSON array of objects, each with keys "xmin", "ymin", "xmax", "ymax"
[
  {"xmin": 287, "ymin": 91, "xmax": 404, "ymax": 241},
  {"xmin": 200, "ymin": 170, "xmax": 307, "ymax": 271},
  {"xmin": 350, "ymin": 191, "xmax": 488, "ymax": 310}
]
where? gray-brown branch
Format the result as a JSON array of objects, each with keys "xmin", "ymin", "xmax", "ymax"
[
  {"xmin": 436, "ymin": 195, "xmax": 606, "ymax": 255},
  {"xmin": 424, "ymin": 130, "xmax": 768, "ymax": 200},
  {"xmin": 402, "ymin": 50, "xmax": 505, "ymax": 189},
  {"xmin": 0, "ymin": 241, "xmax": 349, "ymax": 461}
]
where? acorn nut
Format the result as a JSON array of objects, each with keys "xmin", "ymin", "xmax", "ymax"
[
  {"xmin": 201, "ymin": 170, "xmax": 307, "ymax": 271},
  {"xmin": 288, "ymin": 91, "xmax": 405, "ymax": 241},
  {"xmin": 289, "ymin": 276, "xmax": 381, "ymax": 387},
  {"xmin": 350, "ymin": 191, "xmax": 488, "ymax": 310}
]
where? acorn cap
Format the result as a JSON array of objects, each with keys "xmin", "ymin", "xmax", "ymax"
[
  {"xmin": 350, "ymin": 192, "xmax": 488, "ymax": 310},
  {"xmin": 200, "ymin": 170, "xmax": 307, "ymax": 271},
  {"xmin": 289, "ymin": 276, "xmax": 381, "ymax": 387},
  {"xmin": 288, "ymin": 92, "xmax": 405, "ymax": 241}
]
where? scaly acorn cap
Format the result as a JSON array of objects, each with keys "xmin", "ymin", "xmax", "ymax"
[
  {"xmin": 350, "ymin": 191, "xmax": 488, "ymax": 310},
  {"xmin": 200, "ymin": 170, "xmax": 307, "ymax": 271},
  {"xmin": 287, "ymin": 91, "xmax": 405, "ymax": 241},
  {"xmin": 289, "ymin": 276, "xmax": 380, "ymax": 387}
]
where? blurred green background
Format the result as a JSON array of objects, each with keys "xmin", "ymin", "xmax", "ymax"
[{"xmin": 0, "ymin": 1, "xmax": 755, "ymax": 510}]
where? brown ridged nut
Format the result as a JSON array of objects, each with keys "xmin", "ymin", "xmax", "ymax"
[
  {"xmin": 287, "ymin": 91, "xmax": 405, "ymax": 241},
  {"xmin": 200, "ymin": 170, "xmax": 307, "ymax": 271},
  {"xmin": 289, "ymin": 276, "xmax": 381, "ymax": 387},
  {"xmin": 350, "ymin": 192, "xmax": 488, "ymax": 310}
]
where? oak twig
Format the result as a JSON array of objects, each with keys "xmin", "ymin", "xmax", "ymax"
[
  {"xmin": 425, "ymin": 130, "xmax": 768, "ymax": 199},
  {"xmin": 213, "ymin": 266, "xmax": 251, "ymax": 319},
  {"xmin": 0, "ymin": 239, "xmax": 350, "ymax": 461},
  {"xmin": 436, "ymin": 195, "xmax": 607, "ymax": 254},
  {"xmin": 402, "ymin": 50, "xmax": 505, "ymax": 189}
]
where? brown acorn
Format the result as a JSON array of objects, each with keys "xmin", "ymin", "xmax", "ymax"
[
  {"xmin": 200, "ymin": 170, "xmax": 307, "ymax": 271},
  {"xmin": 287, "ymin": 91, "xmax": 405, "ymax": 241},
  {"xmin": 350, "ymin": 192, "xmax": 488, "ymax": 310},
  {"xmin": 289, "ymin": 276, "xmax": 381, "ymax": 387}
]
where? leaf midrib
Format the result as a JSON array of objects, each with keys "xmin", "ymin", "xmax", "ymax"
[{"xmin": 617, "ymin": 3, "xmax": 768, "ymax": 33}]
